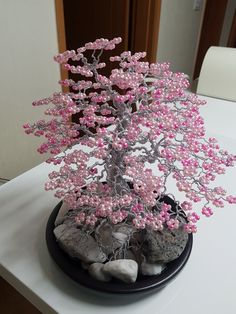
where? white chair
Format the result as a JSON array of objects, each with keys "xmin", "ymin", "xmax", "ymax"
[{"xmin": 197, "ymin": 46, "xmax": 236, "ymax": 101}]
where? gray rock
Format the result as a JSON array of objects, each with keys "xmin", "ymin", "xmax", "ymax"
[
  {"xmin": 141, "ymin": 262, "xmax": 164, "ymax": 276},
  {"xmin": 53, "ymin": 224, "xmax": 67, "ymax": 238},
  {"xmin": 95, "ymin": 222, "xmax": 117, "ymax": 255},
  {"xmin": 53, "ymin": 224, "xmax": 107, "ymax": 263},
  {"xmin": 113, "ymin": 249, "xmax": 137, "ymax": 261},
  {"xmin": 54, "ymin": 202, "xmax": 70, "ymax": 226},
  {"xmin": 129, "ymin": 231, "xmax": 145, "ymax": 266},
  {"xmin": 88, "ymin": 263, "xmax": 112, "ymax": 282},
  {"xmin": 130, "ymin": 229, "xmax": 145, "ymax": 245},
  {"xmin": 112, "ymin": 232, "xmax": 128, "ymax": 242},
  {"xmin": 114, "ymin": 224, "xmax": 134, "ymax": 236},
  {"xmin": 95, "ymin": 222, "xmax": 133, "ymax": 255},
  {"xmin": 143, "ymin": 228, "xmax": 188, "ymax": 263},
  {"xmin": 103, "ymin": 259, "xmax": 138, "ymax": 283}
]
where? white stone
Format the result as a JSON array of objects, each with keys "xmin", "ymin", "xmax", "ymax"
[
  {"xmin": 55, "ymin": 202, "xmax": 70, "ymax": 226},
  {"xmin": 103, "ymin": 259, "xmax": 138, "ymax": 283},
  {"xmin": 88, "ymin": 263, "xmax": 111, "ymax": 282},
  {"xmin": 141, "ymin": 262, "xmax": 164, "ymax": 276}
]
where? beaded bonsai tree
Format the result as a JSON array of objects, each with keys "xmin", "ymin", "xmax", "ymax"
[{"xmin": 24, "ymin": 38, "xmax": 236, "ymax": 285}]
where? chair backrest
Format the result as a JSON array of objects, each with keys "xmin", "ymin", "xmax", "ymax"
[{"xmin": 196, "ymin": 46, "xmax": 236, "ymax": 101}]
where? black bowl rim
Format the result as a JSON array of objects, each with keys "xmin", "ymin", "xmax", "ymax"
[{"xmin": 46, "ymin": 201, "xmax": 193, "ymax": 294}]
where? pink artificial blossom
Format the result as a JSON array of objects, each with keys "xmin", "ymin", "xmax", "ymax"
[{"xmin": 24, "ymin": 37, "xmax": 236, "ymax": 234}]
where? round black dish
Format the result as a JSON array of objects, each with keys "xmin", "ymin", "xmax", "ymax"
[{"xmin": 46, "ymin": 201, "xmax": 193, "ymax": 294}]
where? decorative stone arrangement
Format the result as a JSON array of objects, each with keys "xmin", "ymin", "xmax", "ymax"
[{"xmin": 54, "ymin": 202, "xmax": 188, "ymax": 283}]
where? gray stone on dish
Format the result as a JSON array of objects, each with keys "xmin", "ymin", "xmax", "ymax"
[
  {"xmin": 53, "ymin": 224, "xmax": 107, "ymax": 263},
  {"xmin": 112, "ymin": 232, "xmax": 128, "ymax": 242},
  {"xmin": 95, "ymin": 221, "xmax": 133, "ymax": 255},
  {"xmin": 143, "ymin": 228, "xmax": 188, "ymax": 263},
  {"xmin": 113, "ymin": 249, "xmax": 137, "ymax": 262}
]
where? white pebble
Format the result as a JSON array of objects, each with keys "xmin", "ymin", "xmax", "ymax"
[
  {"xmin": 88, "ymin": 263, "xmax": 111, "ymax": 282},
  {"xmin": 141, "ymin": 262, "xmax": 164, "ymax": 276},
  {"xmin": 103, "ymin": 259, "xmax": 138, "ymax": 283}
]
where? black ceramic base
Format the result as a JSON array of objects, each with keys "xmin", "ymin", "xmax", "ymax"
[{"xmin": 46, "ymin": 202, "xmax": 193, "ymax": 294}]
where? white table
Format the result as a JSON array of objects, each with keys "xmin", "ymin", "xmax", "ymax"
[{"xmin": 1, "ymin": 96, "xmax": 236, "ymax": 314}]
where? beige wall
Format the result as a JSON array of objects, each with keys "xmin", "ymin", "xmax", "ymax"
[
  {"xmin": 0, "ymin": 0, "xmax": 60, "ymax": 179},
  {"xmin": 157, "ymin": 0, "xmax": 205, "ymax": 80}
]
